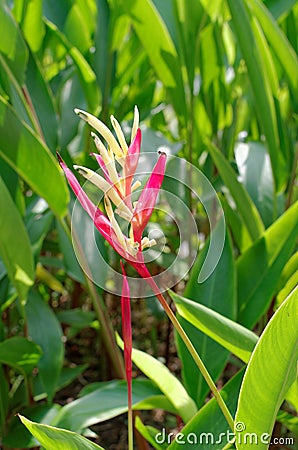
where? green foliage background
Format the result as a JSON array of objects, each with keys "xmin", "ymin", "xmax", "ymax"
[{"xmin": 0, "ymin": 0, "xmax": 297, "ymax": 449}]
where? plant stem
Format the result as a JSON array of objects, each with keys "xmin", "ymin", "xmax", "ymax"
[
  {"xmin": 128, "ymin": 400, "xmax": 133, "ymax": 450},
  {"xmin": 145, "ymin": 275, "xmax": 234, "ymax": 431}
]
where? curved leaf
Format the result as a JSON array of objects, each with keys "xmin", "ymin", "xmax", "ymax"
[
  {"xmin": 117, "ymin": 335, "xmax": 197, "ymax": 422},
  {"xmin": 248, "ymin": 0, "xmax": 298, "ymax": 98},
  {"xmin": 237, "ymin": 201, "xmax": 298, "ymax": 328},
  {"xmin": 54, "ymin": 379, "xmax": 164, "ymax": 432},
  {"xmin": 120, "ymin": 0, "xmax": 187, "ymax": 120},
  {"xmin": 176, "ymin": 231, "xmax": 237, "ymax": 405},
  {"xmin": 227, "ymin": 0, "xmax": 287, "ymax": 192},
  {"xmin": 171, "ymin": 292, "xmax": 257, "ymax": 364},
  {"xmin": 168, "ymin": 370, "xmax": 245, "ymax": 450},
  {"xmin": 235, "ymin": 287, "xmax": 298, "ymax": 449},
  {"xmin": 207, "ymin": 141, "xmax": 264, "ymax": 241},
  {"xmin": 0, "ymin": 176, "xmax": 34, "ymax": 300},
  {"xmin": 26, "ymin": 291, "xmax": 64, "ymax": 402},
  {"xmin": 0, "ymin": 96, "xmax": 69, "ymax": 217},
  {"xmin": 0, "ymin": 336, "xmax": 41, "ymax": 376},
  {"xmin": 19, "ymin": 415, "xmax": 104, "ymax": 450}
]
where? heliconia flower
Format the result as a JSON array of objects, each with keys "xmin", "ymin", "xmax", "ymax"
[
  {"xmin": 120, "ymin": 262, "xmax": 133, "ymax": 450},
  {"xmin": 57, "ymin": 106, "xmax": 166, "ymax": 271}
]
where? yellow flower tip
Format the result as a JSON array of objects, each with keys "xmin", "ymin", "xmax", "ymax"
[
  {"xmin": 74, "ymin": 108, "xmax": 88, "ymax": 120},
  {"xmin": 73, "ymin": 165, "xmax": 88, "ymax": 176},
  {"xmin": 131, "ymin": 105, "xmax": 140, "ymax": 143},
  {"xmin": 110, "ymin": 115, "xmax": 128, "ymax": 154}
]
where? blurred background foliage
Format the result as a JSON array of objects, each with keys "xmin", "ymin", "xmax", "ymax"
[{"xmin": 0, "ymin": 0, "xmax": 297, "ymax": 449}]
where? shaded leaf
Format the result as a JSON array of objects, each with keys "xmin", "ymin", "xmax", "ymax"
[
  {"xmin": 0, "ymin": 176, "xmax": 34, "ymax": 301},
  {"xmin": 176, "ymin": 231, "xmax": 237, "ymax": 406},
  {"xmin": 207, "ymin": 141, "xmax": 264, "ymax": 241},
  {"xmin": 0, "ymin": 336, "xmax": 41, "ymax": 376},
  {"xmin": 237, "ymin": 201, "xmax": 298, "ymax": 328},
  {"xmin": 26, "ymin": 291, "xmax": 64, "ymax": 402}
]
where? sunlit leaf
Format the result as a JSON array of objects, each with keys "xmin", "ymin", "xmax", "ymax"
[{"xmin": 235, "ymin": 287, "xmax": 298, "ymax": 449}]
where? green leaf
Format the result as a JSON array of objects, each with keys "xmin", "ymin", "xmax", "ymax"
[
  {"xmin": 0, "ymin": 2, "xmax": 28, "ymax": 84},
  {"xmin": 227, "ymin": 0, "xmax": 287, "ymax": 192},
  {"xmin": 176, "ymin": 231, "xmax": 237, "ymax": 406},
  {"xmin": 26, "ymin": 291, "xmax": 64, "ymax": 402},
  {"xmin": 25, "ymin": 52, "xmax": 59, "ymax": 150},
  {"xmin": 19, "ymin": 415, "xmax": 105, "ymax": 450},
  {"xmin": 0, "ymin": 176, "xmax": 34, "ymax": 301},
  {"xmin": 264, "ymin": 0, "xmax": 297, "ymax": 20},
  {"xmin": 248, "ymin": 0, "xmax": 298, "ymax": 98},
  {"xmin": 0, "ymin": 336, "xmax": 41, "ymax": 376},
  {"xmin": 237, "ymin": 201, "xmax": 298, "ymax": 328},
  {"xmin": 20, "ymin": 0, "xmax": 46, "ymax": 52},
  {"xmin": 207, "ymin": 141, "xmax": 264, "ymax": 241},
  {"xmin": 135, "ymin": 416, "xmax": 167, "ymax": 450},
  {"xmin": 171, "ymin": 292, "xmax": 257, "ymax": 364},
  {"xmin": 276, "ymin": 251, "xmax": 298, "ymax": 307},
  {"xmin": 45, "ymin": 20, "xmax": 100, "ymax": 113},
  {"xmin": 3, "ymin": 404, "xmax": 61, "ymax": 448},
  {"xmin": 117, "ymin": 334, "xmax": 197, "ymax": 422},
  {"xmin": 54, "ymin": 379, "xmax": 164, "ymax": 432},
  {"xmin": 120, "ymin": 0, "xmax": 187, "ymax": 121},
  {"xmin": 0, "ymin": 96, "xmax": 69, "ymax": 217},
  {"xmin": 235, "ymin": 287, "xmax": 298, "ymax": 449},
  {"xmin": 168, "ymin": 370, "xmax": 245, "ymax": 450},
  {"xmin": 235, "ymin": 142, "xmax": 275, "ymax": 227}
]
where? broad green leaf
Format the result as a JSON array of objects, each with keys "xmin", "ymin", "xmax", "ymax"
[
  {"xmin": 0, "ymin": 336, "xmax": 41, "ymax": 376},
  {"xmin": 0, "ymin": 96, "xmax": 69, "ymax": 217},
  {"xmin": 54, "ymin": 379, "xmax": 164, "ymax": 432},
  {"xmin": 248, "ymin": 0, "xmax": 298, "ymax": 98},
  {"xmin": 26, "ymin": 291, "xmax": 64, "ymax": 402},
  {"xmin": 117, "ymin": 335, "xmax": 197, "ymax": 422},
  {"xmin": 168, "ymin": 370, "xmax": 245, "ymax": 450},
  {"xmin": 56, "ymin": 219, "xmax": 85, "ymax": 284},
  {"xmin": 120, "ymin": 0, "xmax": 187, "ymax": 121},
  {"xmin": 235, "ymin": 142, "xmax": 275, "ymax": 227},
  {"xmin": 0, "ymin": 176, "xmax": 34, "ymax": 300},
  {"xmin": 207, "ymin": 141, "xmax": 264, "ymax": 241},
  {"xmin": 235, "ymin": 287, "xmax": 298, "ymax": 449},
  {"xmin": 0, "ymin": 2, "xmax": 28, "ymax": 84},
  {"xmin": 171, "ymin": 292, "xmax": 257, "ymax": 364},
  {"xmin": 19, "ymin": 415, "xmax": 105, "ymax": 450},
  {"xmin": 227, "ymin": 0, "xmax": 287, "ymax": 192},
  {"xmin": 176, "ymin": 231, "xmax": 237, "ymax": 406},
  {"xmin": 20, "ymin": 0, "xmax": 46, "ymax": 52},
  {"xmin": 0, "ymin": 53, "xmax": 35, "ymax": 129},
  {"xmin": 237, "ymin": 201, "xmax": 298, "ymax": 328},
  {"xmin": 25, "ymin": 53, "xmax": 59, "ymax": 150},
  {"xmin": 3, "ymin": 404, "xmax": 61, "ymax": 448},
  {"xmin": 45, "ymin": 20, "xmax": 100, "ymax": 113}
]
